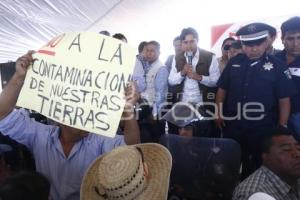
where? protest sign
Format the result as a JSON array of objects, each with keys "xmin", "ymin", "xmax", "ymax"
[{"xmin": 17, "ymin": 32, "xmax": 136, "ymax": 137}]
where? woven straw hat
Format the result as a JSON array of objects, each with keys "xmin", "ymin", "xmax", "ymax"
[{"xmin": 80, "ymin": 143, "xmax": 172, "ymax": 200}]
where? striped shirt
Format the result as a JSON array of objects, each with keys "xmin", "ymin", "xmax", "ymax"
[{"xmin": 233, "ymin": 166, "xmax": 300, "ymax": 200}]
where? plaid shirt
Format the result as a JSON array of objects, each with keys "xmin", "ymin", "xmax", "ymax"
[{"xmin": 233, "ymin": 166, "xmax": 300, "ymax": 200}]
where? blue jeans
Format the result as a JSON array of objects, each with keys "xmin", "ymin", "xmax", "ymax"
[{"xmin": 289, "ymin": 112, "xmax": 300, "ymax": 141}]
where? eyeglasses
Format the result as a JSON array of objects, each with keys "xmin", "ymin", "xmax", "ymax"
[{"xmin": 223, "ymin": 44, "xmax": 231, "ymax": 51}]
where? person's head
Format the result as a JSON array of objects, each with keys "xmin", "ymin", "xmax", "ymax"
[
  {"xmin": 236, "ymin": 23, "xmax": 270, "ymax": 60},
  {"xmin": 221, "ymin": 37, "xmax": 235, "ymax": 58},
  {"xmin": 58, "ymin": 124, "xmax": 89, "ymax": 140},
  {"xmin": 265, "ymin": 25, "xmax": 277, "ymax": 52},
  {"xmin": 281, "ymin": 16, "xmax": 300, "ymax": 57},
  {"xmin": 228, "ymin": 40, "xmax": 243, "ymax": 59},
  {"xmin": 261, "ymin": 126, "xmax": 300, "ymax": 183},
  {"xmin": 178, "ymin": 125, "xmax": 194, "ymax": 137},
  {"xmin": 145, "ymin": 40, "xmax": 160, "ymax": 64},
  {"xmin": 138, "ymin": 41, "xmax": 147, "ymax": 54},
  {"xmin": 173, "ymin": 36, "xmax": 182, "ymax": 55},
  {"xmin": 112, "ymin": 33, "xmax": 127, "ymax": 43},
  {"xmin": 180, "ymin": 27, "xmax": 199, "ymax": 53},
  {"xmin": 0, "ymin": 171, "xmax": 50, "ymax": 200},
  {"xmin": 99, "ymin": 30, "xmax": 110, "ymax": 36},
  {"xmin": 162, "ymin": 103, "xmax": 203, "ymax": 137},
  {"xmin": 80, "ymin": 143, "xmax": 172, "ymax": 200}
]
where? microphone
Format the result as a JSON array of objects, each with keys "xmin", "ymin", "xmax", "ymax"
[{"xmin": 187, "ymin": 51, "xmax": 193, "ymax": 65}]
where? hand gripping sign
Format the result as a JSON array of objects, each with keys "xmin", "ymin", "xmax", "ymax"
[{"xmin": 17, "ymin": 32, "xmax": 135, "ymax": 137}]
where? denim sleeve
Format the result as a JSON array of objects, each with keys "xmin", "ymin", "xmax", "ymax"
[
  {"xmin": 0, "ymin": 109, "xmax": 47, "ymax": 151},
  {"xmin": 132, "ymin": 59, "xmax": 146, "ymax": 92},
  {"xmin": 153, "ymin": 66, "xmax": 169, "ymax": 116}
]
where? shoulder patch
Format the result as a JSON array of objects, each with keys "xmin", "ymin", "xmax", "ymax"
[{"xmin": 284, "ymin": 69, "xmax": 292, "ymax": 79}]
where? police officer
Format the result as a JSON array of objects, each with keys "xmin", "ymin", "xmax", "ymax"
[
  {"xmin": 215, "ymin": 22, "xmax": 296, "ymax": 178},
  {"xmin": 275, "ymin": 16, "xmax": 300, "ymax": 141}
]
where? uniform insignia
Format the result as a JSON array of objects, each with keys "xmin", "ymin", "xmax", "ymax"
[
  {"xmin": 232, "ymin": 64, "xmax": 240, "ymax": 67},
  {"xmin": 247, "ymin": 24, "xmax": 256, "ymax": 32},
  {"xmin": 250, "ymin": 61, "xmax": 259, "ymax": 66},
  {"xmin": 289, "ymin": 68, "xmax": 300, "ymax": 76},
  {"xmin": 284, "ymin": 69, "xmax": 292, "ymax": 79},
  {"xmin": 263, "ymin": 62, "xmax": 273, "ymax": 71}
]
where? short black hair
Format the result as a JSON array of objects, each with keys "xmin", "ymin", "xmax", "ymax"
[
  {"xmin": 261, "ymin": 126, "xmax": 294, "ymax": 154},
  {"xmin": 112, "ymin": 33, "xmax": 127, "ymax": 42},
  {"xmin": 221, "ymin": 37, "xmax": 235, "ymax": 47},
  {"xmin": 180, "ymin": 27, "xmax": 198, "ymax": 41},
  {"xmin": 229, "ymin": 40, "xmax": 242, "ymax": 50},
  {"xmin": 147, "ymin": 40, "xmax": 160, "ymax": 51},
  {"xmin": 0, "ymin": 171, "xmax": 50, "ymax": 200},
  {"xmin": 173, "ymin": 36, "xmax": 181, "ymax": 44},
  {"xmin": 267, "ymin": 25, "xmax": 277, "ymax": 38},
  {"xmin": 281, "ymin": 16, "xmax": 300, "ymax": 38},
  {"xmin": 138, "ymin": 41, "xmax": 147, "ymax": 53}
]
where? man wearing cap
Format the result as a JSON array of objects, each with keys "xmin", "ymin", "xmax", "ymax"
[
  {"xmin": 275, "ymin": 16, "xmax": 300, "ymax": 141},
  {"xmin": 0, "ymin": 51, "xmax": 140, "ymax": 200},
  {"xmin": 216, "ymin": 22, "xmax": 296, "ymax": 177}
]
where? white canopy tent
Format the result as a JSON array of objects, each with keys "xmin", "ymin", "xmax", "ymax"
[{"xmin": 1, "ymin": 0, "xmax": 300, "ymax": 64}]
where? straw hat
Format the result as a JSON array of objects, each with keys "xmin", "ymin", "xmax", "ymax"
[{"xmin": 80, "ymin": 143, "xmax": 172, "ymax": 200}]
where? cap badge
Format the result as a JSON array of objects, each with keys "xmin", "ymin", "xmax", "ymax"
[{"xmin": 247, "ymin": 24, "xmax": 256, "ymax": 32}]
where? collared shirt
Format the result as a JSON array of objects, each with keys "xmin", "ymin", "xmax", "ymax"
[
  {"xmin": 0, "ymin": 109, "xmax": 125, "ymax": 200},
  {"xmin": 153, "ymin": 66, "xmax": 169, "ymax": 116},
  {"xmin": 275, "ymin": 50, "xmax": 300, "ymax": 113},
  {"xmin": 168, "ymin": 48, "xmax": 220, "ymax": 103},
  {"xmin": 217, "ymin": 53, "xmax": 296, "ymax": 127},
  {"xmin": 233, "ymin": 166, "xmax": 300, "ymax": 200},
  {"xmin": 182, "ymin": 49, "xmax": 203, "ymax": 103},
  {"xmin": 132, "ymin": 55, "xmax": 147, "ymax": 92},
  {"xmin": 135, "ymin": 56, "xmax": 168, "ymax": 116}
]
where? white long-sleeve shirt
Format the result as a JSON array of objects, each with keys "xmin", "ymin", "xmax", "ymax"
[{"xmin": 168, "ymin": 48, "xmax": 220, "ymax": 103}]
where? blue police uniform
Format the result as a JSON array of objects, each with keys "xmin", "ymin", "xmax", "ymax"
[
  {"xmin": 217, "ymin": 22, "xmax": 297, "ymax": 178},
  {"xmin": 217, "ymin": 52, "xmax": 296, "ymax": 178},
  {"xmin": 276, "ymin": 50, "xmax": 300, "ymax": 139},
  {"xmin": 218, "ymin": 53, "xmax": 295, "ymax": 128}
]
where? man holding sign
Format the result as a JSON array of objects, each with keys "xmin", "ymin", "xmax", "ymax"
[{"xmin": 0, "ymin": 50, "xmax": 140, "ymax": 200}]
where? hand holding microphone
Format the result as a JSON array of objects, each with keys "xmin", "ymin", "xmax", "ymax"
[
  {"xmin": 185, "ymin": 50, "xmax": 202, "ymax": 81},
  {"xmin": 181, "ymin": 51, "xmax": 193, "ymax": 76},
  {"xmin": 187, "ymin": 51, "xmax": 193, "ymax": 65},
  {"xmin": 186, "ymin": 51, "xmax": 194, "ymax": 78}
]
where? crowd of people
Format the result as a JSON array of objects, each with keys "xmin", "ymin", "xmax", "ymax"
[{"xmin": 0, "ymin": 16, "xmax": 300, "ymax": 200}]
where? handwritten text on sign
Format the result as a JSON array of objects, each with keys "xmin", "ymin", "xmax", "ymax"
[{"xmin": 17, "ymin": 32, "xmax": 136, "ymax": 137}]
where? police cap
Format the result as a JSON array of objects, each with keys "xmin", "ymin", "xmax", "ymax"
[{"xmin": 236, "ymin": 23, "xmax": 272, "ymax": 46}]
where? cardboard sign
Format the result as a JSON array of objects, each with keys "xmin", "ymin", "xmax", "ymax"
[{"xmin": 17, "ymin": 32, "xmax": 135, "ymax": 137}]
